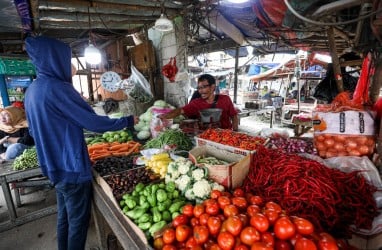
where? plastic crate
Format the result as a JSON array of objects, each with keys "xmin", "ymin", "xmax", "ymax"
[{"xmin": 195, "ymin": 137, "xmax": 254, "ymax": 156}]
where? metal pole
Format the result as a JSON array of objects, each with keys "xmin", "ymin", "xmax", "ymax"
[{"xmin": 233, "ymin": 46, "xmax": 239, "ymax": 104}]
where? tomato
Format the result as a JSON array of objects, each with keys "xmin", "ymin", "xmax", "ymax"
[
  {"xmin": 237, "ymin": 213, "xmax": 249, "ymax": 227},
  {"xmin": 247, "ymin": 205, "xmax": 261, "ymax": 217},
  {"xmin": 224, "ymin": 204, "xmax": 239, "ymax": 217},
  {"xmin": 292, "ymin": 217, "xmax": 314, "ymax": 235},
  {"xmin": 289, "ymin": 233, "xmax": 303, "ymax": 246},
  {"xmin": 199, "ymin": 213, "xmax": 210, "ymax": 226},
  {"xmin": 264, "ymin": 209, "xmax": 279, "ymax": 225},
  {"xmin": 250, "ymin": 213, "xmax": 270, "ymax": 233},
  {"xmin": 210, "ymin": 243, "xmax": 223, "ymax": 250},
  {"xmin": 232, "ymin": 197, "xmax": 248, "ymax": 210},
  {"xmin": 235, "ymin": 245, "xmax": 249, "ymax": 250},
  {"xmin": 172, "ymin": 214, "xmax": 189, "ymax": 227},
  {"xmin": 248, "ymin": 195, "xmax": 263, "ymax": 206},
  {"xmin": 153, "ymin": 237, "xmax": 164, "ymax": 250},
  {"xmin": 207, "ymin": 216, "xmax": 222, "ymax": 235},
  {"xmin": 175, "ymin": 224, "xmax": 192, "ymax": 242},
  {"xmin": 318, "ymin": 240, "xmax": 339, "ymax": 250},
  {"xmin": 261, "ymin": 232, "xmax": 275, "ymax": 247},
  {"xmin": 191, "ymin": 217, "xmax": 200, "ymax": 227},
  {"xmin": 194, "ymin": 225, "xmax": 210, "ymax": 245},
  {"xmin": 218, "ymin": 196, "xmax": 231, "ymax": 210},
  {"xmin": 226, "ymin": 216, "xmax": 243, "ymax": 236},
  {"xmin": 265, "ymin": 201, "xmax": 282, "ymax": 213},
  {"xmin": 240, "ymin": 226, "xmax": 260, "ymax": 246},
  {"xmin": 193, "ymin": 204, "xmax": 205, "ymax": 218},
  {"xmin": 233, "ymin": 187, "xmax": 245, "ymax": 197},
  {"xmin": 162, "ymin": 228, "xmax": 176, "ymax": 245},
  {"xmin": 274, "ymin": 239, "xmax": 293, "ymax": 250},
  {"xmin": 218, "ymin": 232, "xmax": 236, "ymax": 250},
  {"xmin": 181, "ymin": 204, "xmax": 194, "ymax": 217},
  {"xmin": 295, "ymin": 238, "xmax": 317, "ymax": 250},
  {"xmin": 186, "ymin": 237, "xmax": 199, "ymax": 248},
  {"xmin": 206, "ymin": 200, "xmax": 220, "ymax": 215},
  {"xmin": 211, "ymin": 189, "xmax": 223, "ymax": 199},
  {"xmin": 274, "ymin": 217, "xmax": 296, "ymax": 240},
  {"xmin": 221, "ymin": 191, "xmax": 232, "ymax": 198},
  {"xmin": 204, "ymin": 239, "xmax": 216, "ymax": 250},
  {"xmin": 318, "ymin": 233, "xmax": 339, "ymax": 250},
  {"xmin": 162, "ymin": 244, "xmax": 177, "ymax": 250},
  {"xmin": 250, "ymin": 242, "xmax": 273, "ymax": 250}
]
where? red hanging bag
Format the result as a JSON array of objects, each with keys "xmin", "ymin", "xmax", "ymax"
[{"xmin": 162, "ymin": 57, "xmax": 178, "ymax": 82}]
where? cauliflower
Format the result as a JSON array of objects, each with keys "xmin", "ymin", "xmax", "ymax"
[
  {"xmin": 192, "ymin": 179, "xmax": 211, "ymax": 199},
  {"xmin": 185, "ymin": 189, "xmax": 196, "ymax": 200},
  {"xmin": 191, "ymin": 168, "xmax": 205, "ymax": 181},
  {"xmin": 178, "ymin": 160, "xmax": 192, "ymax": 175},
  {"xmin": 210, "ymin": 182, "xmax": 225, "ymax": 192},
  {"xmin": 167, "ymin": 162, "xmax": 180, "ymax": 180},
  {"xmin": 174, "ymin": 174, "xmax": 191, "ymax": 192},
  {"xmin": 164, "ymin": 174, "xmax": 172, "ymax": 184}
]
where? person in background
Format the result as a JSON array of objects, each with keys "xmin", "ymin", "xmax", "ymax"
[
  {"xmin": 160, "ymin": 74, "xmax": 238, "ymax": 130},
  {"xmin": 0, "ymin": 106, "xmax": 34, "ymax": 163},
  {"xmin": 24, "ymin": 35, "xmax": 137, "ymax": 250}
]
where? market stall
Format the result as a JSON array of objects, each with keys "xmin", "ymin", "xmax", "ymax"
[{"xmin": 86, "ymin": 111, "xmax": 382, "ymax": 250}]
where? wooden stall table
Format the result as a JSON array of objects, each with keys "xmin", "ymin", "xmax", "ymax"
[
  {"xmin": 91, "ymin": 171, "xmax": 150, "ymax": 250},
  {"xmin": 0, "ymin": 162, "xmax": 56, "ymax": 232}
]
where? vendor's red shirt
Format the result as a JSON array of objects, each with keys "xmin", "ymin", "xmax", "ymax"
[{"xmin": 182, "ymin": 95, "xmax": 238, "ymax": 129}]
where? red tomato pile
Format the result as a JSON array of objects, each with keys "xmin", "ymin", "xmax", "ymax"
[
  {"xmin": 198, "ymin": 129, "xmax": 266, "ymax": 151},
  {"xmin": 153, "ymin": 189, "xmax": 345, "ymax": 250},
  {"xmin": 314, "ymin": 134, "xmax": 375, "ymax": 158}
]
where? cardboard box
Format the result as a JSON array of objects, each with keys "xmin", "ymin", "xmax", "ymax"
[{"xmin": 189, "ymin": 146, "xmax": 251, "ymax": 189}]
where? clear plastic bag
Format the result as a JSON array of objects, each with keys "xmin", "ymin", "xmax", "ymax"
[{"xmin": 122, "ymin": 65, "xmax": 153, "ymax": 103}]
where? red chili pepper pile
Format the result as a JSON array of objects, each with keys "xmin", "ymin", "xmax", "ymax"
[
  {"xmin": 198, "ymin": 129, "xmax": 266, "ymax": 151},
  {"xmin": 242, "ymin": 146, "xmax": 379, "ymax": 238}
]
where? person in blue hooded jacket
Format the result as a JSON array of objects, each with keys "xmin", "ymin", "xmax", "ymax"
[{"xmin": 24, "ymin": 35, "xmax": 137, "ymax": 250}]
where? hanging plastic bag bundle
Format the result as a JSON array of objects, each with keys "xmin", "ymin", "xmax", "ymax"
[{"xmin": 122, "ymin": 65, "xmax": 154, "ymax": 103}]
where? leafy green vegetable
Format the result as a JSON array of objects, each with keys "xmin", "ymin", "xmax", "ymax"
[{"xmin": 144, "ymin": 129, "xmax": 193, "ymax": 151}]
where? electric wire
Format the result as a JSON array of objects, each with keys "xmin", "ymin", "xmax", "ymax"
[{"xmin": 284, "ymin": 0, "xmax": 382, "ymax": 26}]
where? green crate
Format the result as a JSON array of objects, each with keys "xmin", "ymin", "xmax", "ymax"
[{"xmin": 0, "ymin": 57, "xmax": 35, "ymax": 75}]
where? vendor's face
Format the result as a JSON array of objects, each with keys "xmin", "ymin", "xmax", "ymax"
[
  {"xmin": 0, "ymin": 111, "xmax": 11, "ymax": 125},
  {"xmin": 197, "ymin": 80, "xmax": 215, "ymax": 100}
]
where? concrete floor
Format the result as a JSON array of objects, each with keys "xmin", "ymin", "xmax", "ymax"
[
  {"xmin": 0, "ymin": 184, "xmax": 101, "ymax": 250},
  {"xmin": 0, "ymin": 115, "xmax": 297, "ymax": 250}
]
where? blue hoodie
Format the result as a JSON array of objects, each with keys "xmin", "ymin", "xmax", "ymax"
[{"xmin": 24, "ymin": 36, "xmax": 134, "ymax": 185}]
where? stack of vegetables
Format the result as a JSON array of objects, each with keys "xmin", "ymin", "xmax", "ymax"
[
  {"xmin": 197, "ymin": 128, "xmax": 266, "ymax": 151},
  {"xmin": 13, "ymin": 147, "xmax": 39, "ymax": 170},
  {"xmin": 144, "ymin": 152, "xmax": 173, "ymax": 178},
  {"xmin": 152, "ymin": 188, "xmax": 350, "ymax": 250},
  {"xmin": 87, "ymin": 141, "xmax": 141, "ymax": 162},
  {"xmin": 266, "ymin": 136, "xmax": 317, "ymax": 154},
  {"xmin": 85, "ymin": 129, "xmax": 133, "ymax": 145},
  {"xmin": 120, "ymin": 181, "xmax": 187, "ymax": 238},
  {"xmin": 242, "ymin": 146, "xmax": 379, "ymax": 238},
  {"xmin": 164, "ymin": 157, "xmax": 225, "ymax": 203},
  {"xmin": 144, "ymin": 129, "xmax": 193, "ymax": 151},
  {"xmin": 134, "ymin": 100, "xmax": 184, "ymax": 140}
]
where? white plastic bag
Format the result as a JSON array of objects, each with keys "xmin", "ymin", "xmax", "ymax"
[{"xmin": 122, "ymin": 65, "xmax": 153, "ymax": 103}]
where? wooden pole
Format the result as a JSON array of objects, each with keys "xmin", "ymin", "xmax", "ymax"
[{"xmin": 327, "ymin": 27, "xmax": 344, "ymax": 93}]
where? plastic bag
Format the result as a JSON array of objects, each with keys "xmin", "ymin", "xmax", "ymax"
[
  {"xmin": 162, "ymin": 57, "xmax": 178, "ymax": 82},
  {"xmin": 122, "ymin": 65, "xmax": 153, "ymax": 103},
  {"xmin": 353, "ymin": 52, "xmax": 374, "ymax": 105}
]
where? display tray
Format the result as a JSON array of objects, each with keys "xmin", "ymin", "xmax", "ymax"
[
  {"xmin": 92, "ymin": 168, "xmax": 150, "ymax": 246},
  {"xmin": 195, "ymin": 137, "xmax": 255, "ymax": 156}
]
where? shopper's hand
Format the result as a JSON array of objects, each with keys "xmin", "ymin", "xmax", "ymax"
[{"xmin": 134, "ymin": 116, "xmax": 139, "ymax": 125}]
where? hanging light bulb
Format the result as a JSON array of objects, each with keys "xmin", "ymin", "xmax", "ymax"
[
  {"xmin": 154, "ymin": 14, "xmax": 173, "ymax": 32},
  {"xmin": 84, "ymin": 42, "xmax": 101, "ymax": 65}
]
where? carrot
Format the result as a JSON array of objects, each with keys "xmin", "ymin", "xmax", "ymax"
[
  {"xmin": 109, "ymin": 143, "xmax": 127, "ymax": 151},
  {"xmin": 91, "ymin": 153, "xmax": 112, "ymax": 161}
]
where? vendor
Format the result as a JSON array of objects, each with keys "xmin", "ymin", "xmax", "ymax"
[
  {"xmin": 0, "ymin": 106, "xmax": 34, "ymax": 163},
  {"xmin": 160, "ymin": 74, "xmax": 239, "ymax": 131}
]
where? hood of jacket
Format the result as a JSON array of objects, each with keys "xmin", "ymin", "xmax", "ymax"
[{"xmin": 25, "ymin": 36, "xmax": 72, "ymax": 83}]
